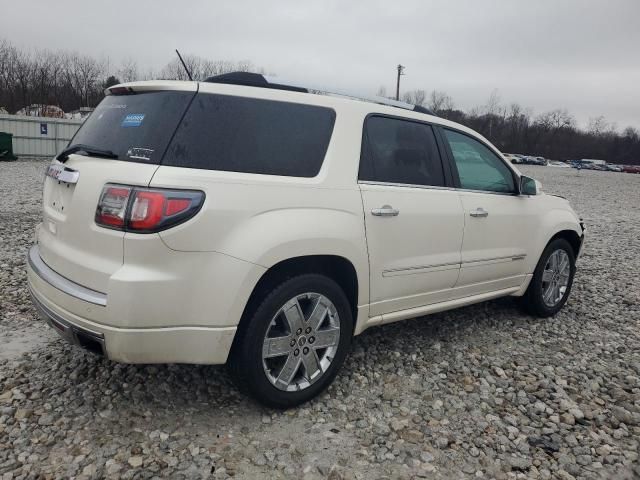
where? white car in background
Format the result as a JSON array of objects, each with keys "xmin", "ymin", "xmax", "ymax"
[
  {"xmin": 548, "ymin": 161, "xmax": 571, "ymax": 168},
  {"xmin": 502, "ymin": 153, "xmax": 521, "ymax": 164},
  {"xmin": 26, "ymin": 74, "xmax": 586, "ymax": 407}
]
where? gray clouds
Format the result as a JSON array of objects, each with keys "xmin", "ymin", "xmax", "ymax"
[{"xmin": 4, "ymin": 0, "xmax": 639, "ymax": 129}]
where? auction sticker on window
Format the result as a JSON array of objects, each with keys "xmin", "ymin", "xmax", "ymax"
[
  {"xmin": 126, "ymin": 147, "xmax": 154, "ymax": 161},
  {"xmin": 121, "ymin": 113, "xmax": 145, "ymax": 127}
]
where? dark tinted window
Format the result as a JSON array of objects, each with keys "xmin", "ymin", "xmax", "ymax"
[
  {"xmin": 359, "ymin": 116, "xmax": 445, "ymax": 187},
  {"xmin": 70, "ymin": 91, "xmax": 194, "ymax": 163},
  {"xmin": 443, "ymin": 129, "xmax": 515, "ymax": 193},
  {"xmin": 163, "ymin": 93, "xmax": 335, "ymax": 177}
]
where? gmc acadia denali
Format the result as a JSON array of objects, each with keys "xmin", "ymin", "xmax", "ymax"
[{"xmin": 27, "ymin": 73, "xmax": 585, "ymax": 407}]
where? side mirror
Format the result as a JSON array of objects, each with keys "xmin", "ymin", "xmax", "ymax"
[{"xmin": 520, "ymin": 175, "xmax": 540, "ymax": 195}]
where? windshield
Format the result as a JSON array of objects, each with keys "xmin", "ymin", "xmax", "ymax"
[{"xmin": 69, "ymin": 91, "xmax": 195, "ymax": 163}]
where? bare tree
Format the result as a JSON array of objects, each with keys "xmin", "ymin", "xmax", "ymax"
[
  {"xmin": 587, "ymin": 116, "xmax": 610, "ymax": 136},
  {"xmin": 67, "ymin": 52, "xmax": 105, "ymax": 107},
  {"xmin": 536, "ymin": 109, "xmax": 575, "ymax": 131},
  {"xmin": 428, "ymin": 90, "xmax": 454, "ymax": 113},
  {"xmin": 159, "ymin": 55, "xmax": 260, "ymax": 81},
  {"xmin": 623, "ymin": 126, "xmax": 639, "ymax": 141},
  {"xmin": 376, "ymin": 85, "xmax": 388, "ymax": 98},
  {"xmin": 118, "ymin": 58, "xmax": 139, "ymax": 83},
  {"xmin": 401, "ymin": 89, "xmax": 427, "ymax": 107},
  {"xmin": 485, "ymin": 89, "xmax": 503, "ymax": 117}
]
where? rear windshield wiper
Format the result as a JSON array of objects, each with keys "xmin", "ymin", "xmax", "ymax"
[{"xmin": 57, "ymin": 144, "xmax": 118, "ymax": 162}]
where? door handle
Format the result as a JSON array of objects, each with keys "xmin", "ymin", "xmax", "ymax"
[
  {"xmin": 371, "ymin": 205, "xmax": 399, "ymax": 217},
  {"xmin": 470, "ymin": 207, "xmax": 489, "ymax": 218}
]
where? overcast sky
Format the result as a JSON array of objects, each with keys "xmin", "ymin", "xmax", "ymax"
[{"xmin": 5, "ymin": 0, "xmax": 640, "ymax": 130}]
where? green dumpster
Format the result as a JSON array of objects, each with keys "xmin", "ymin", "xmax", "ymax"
[{"xmin": 0, "ymin": 132, "xmax": 17, "ymax": 161}]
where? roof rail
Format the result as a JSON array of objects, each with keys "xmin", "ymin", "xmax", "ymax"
[{"xmin": 204, "ymin": 72, "xmax": 436, "ymax": 116}]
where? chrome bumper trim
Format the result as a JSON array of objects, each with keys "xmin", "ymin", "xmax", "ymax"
[
  {"xmin": 27, "ymin": 245, "xmax": 107, "ymax": 306},
  {"xmin": 29, "ymin": 285, "xmax": 106, "ymax": 356}
]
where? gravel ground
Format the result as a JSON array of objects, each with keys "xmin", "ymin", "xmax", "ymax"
[{"xmin": 0, "ymin": 160, "xmax": 639, "ymax": 480}]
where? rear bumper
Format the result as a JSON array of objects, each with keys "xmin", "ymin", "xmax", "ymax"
[
  {"xmin": 27, "ymin": 245, "xmax": 239, "ymax": 364},
  {"xmin": 30, "ymin": 288, "xmax": 107, "ymax": 356}
]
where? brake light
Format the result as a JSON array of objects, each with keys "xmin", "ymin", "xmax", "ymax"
[
  {"xmin": 95, "ymin": 185, "xmax": 204, "ymax": 233},
  {"xmin": 130, "ymin": 191, "xmax": 165, "ymax": 230}
]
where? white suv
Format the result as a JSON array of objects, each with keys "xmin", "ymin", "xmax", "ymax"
[{"xmin": 27, "ymin": 73, "xmax": 585, "ymax": 407}]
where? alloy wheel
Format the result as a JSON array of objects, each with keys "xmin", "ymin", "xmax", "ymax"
[
  {"xmin": 262, "ymin": 293, "xmax": 341, "ymax": 392},
  {"xmin": 541, "ymin": 249, "xmax": 571, "ymax": 307}
]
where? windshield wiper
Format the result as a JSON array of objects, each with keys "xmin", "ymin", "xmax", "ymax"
[{"xmin": 57, "ymin": 144, "xmax": 118, "ymax": 162}]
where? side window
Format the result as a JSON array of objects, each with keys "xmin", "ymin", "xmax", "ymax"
[
  {"xmin": 163, "ymin": 94, "xmax": 335, "ymax": 177},
  {"xmin": 359, "ymin": 116, "xmax": 445, "ymax": 187},
  {"xmin": 443, "ymin": 129, "xmax": 515, "ymax": 193}
]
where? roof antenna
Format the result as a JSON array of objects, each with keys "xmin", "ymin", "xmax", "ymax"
[{"xmin": 175, "ymin": 49, "xmax": 193, "ymax": 81}]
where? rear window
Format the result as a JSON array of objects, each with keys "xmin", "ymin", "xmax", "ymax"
[
  {"xmin": 163, "ymin": 93, "xmax": 336, "ymax": 177},
  {"xmin": 70, "ymin": 91, "xmax": 194, "ymax": 163}
]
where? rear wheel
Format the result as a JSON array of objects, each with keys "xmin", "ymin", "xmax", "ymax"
[
  {"xmin": 520, "ymin": 238, "xmax": 576, "ymax": 317},
  {"xmin": 230, "ymin": 274, "xmax": 353, "ymax": 408}
]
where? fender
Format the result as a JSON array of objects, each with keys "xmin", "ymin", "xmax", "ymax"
[{"xmin": 525, "ymin": 204, "xmax": 582, "ymax": 274}]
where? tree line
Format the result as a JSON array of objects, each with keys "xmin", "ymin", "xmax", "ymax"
[
  {"xmin": 393, "ymin": 88, "xmax": 640, "ymax": 165},
  {"xmin": 1, "ymin": 38, "xmax": 638, "ymax": 164},
  {"xmin": 0, "ymin": 38, "xmax": 261, "ymax": 115}
]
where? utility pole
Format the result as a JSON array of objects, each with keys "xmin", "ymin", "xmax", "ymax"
[{"xmin": 396, "ymin": 64, "xmax": 405, "ymax": 100}]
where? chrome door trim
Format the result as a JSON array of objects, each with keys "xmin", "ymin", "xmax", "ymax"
[
  {"xmin": 382, "ymin": 261, "xmax": 460, "ymax": 277},
  {"xmin": 358, "ymin": 180, "xmax": 518, "ymax": 197},
  {"xmin": 45, "ymin": 163, "xmax": 80, "ymax": 184},
  {"xmin": 461, "ymin": 254, "xmax": 527, "ymax": 269},
  {"xmin": 27, "ymin": 245, "xmax": 107, "ymax": 306}
]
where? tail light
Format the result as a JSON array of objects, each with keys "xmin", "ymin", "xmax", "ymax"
[{"xmin": 95, "ymin": 184, "xmax": 204, "ymax": 233}]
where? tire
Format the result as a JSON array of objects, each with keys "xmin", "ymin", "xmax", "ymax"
[
  {"xmin": 520, "ymin": 238, "xmax": 576, "ymax": 317},
  {"xmin": 229, "ymin": 273, "xmax": 353, "ymax": 408}
]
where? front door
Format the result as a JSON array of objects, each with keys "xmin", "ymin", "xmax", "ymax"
[
  {"xmin": 440, "ymin": 128, "xmax": 535, "ymax": 294},
  {"xmin": 359, "ymin": 116, "xmax": 465, "ymax": 316}
]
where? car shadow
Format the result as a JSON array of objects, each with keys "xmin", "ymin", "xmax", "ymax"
[{"xmin": 30, "ymin": 296, "xmax": 537, "ymax": 419}]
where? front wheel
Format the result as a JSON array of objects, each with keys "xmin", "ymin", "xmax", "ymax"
[
  {"xmin": 229, "ymin": 274, "xmax": 353, "ymax": 408},
  {"xmin": 520, "ymin": 238, "xmax": 576, "ymax": 317}
]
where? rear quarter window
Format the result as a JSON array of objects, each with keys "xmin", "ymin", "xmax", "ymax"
[{"xmin": 163, "ymin": 93, "xmax": 336, "ymax": 177}]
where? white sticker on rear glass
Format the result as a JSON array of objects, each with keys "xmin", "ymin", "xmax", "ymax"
[{"xmin": 126, "ymin": 147, "xmax": 154, "ymax": 161}]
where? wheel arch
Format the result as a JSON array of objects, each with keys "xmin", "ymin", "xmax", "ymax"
[
  {"xmin": 230, "ymin": 255, "xmax": 361, "ymax": 355},
  {"xmin": 548, "ymin": 229, "xmax": 583, "ymax": 258}
]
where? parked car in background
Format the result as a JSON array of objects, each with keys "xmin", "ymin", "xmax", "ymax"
[
  {"xmin": 605, "ymin": 164, "xmax": 622, "ymax": 172},
  {"xmin": 26, "ymin": 74, "xmax": 586, "ymax": 407},
  {"xmin": 503, "ymin": 153, "xmax": 521, "ymax": 164},
  {"xmin": 521, "ymin": 156, "xmax": 546, "ymax": 166},
  {"xmin": 622, "ymin": 165, "xmax": 640, "ymax": 174},
  {"xmin": 548, "ymin": 161, "xmax": 570, "ymax": 168}
]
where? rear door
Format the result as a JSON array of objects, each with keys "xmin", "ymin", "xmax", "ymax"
[
  {"xmin": 38, "ymin": 86, "xmax": 196, "ymax": 292},
  {"xmin": 359, "ymin": 115, "xmax": 465, "ymax": 316},
  {"xmin": 439, "ymin": 127, "xmax": 536, "ymax": 293}
]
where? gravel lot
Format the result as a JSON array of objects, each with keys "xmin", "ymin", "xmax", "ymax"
[{"xmin": 1, "ymin": 160, "xmax": 639, "ymax": 480}]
